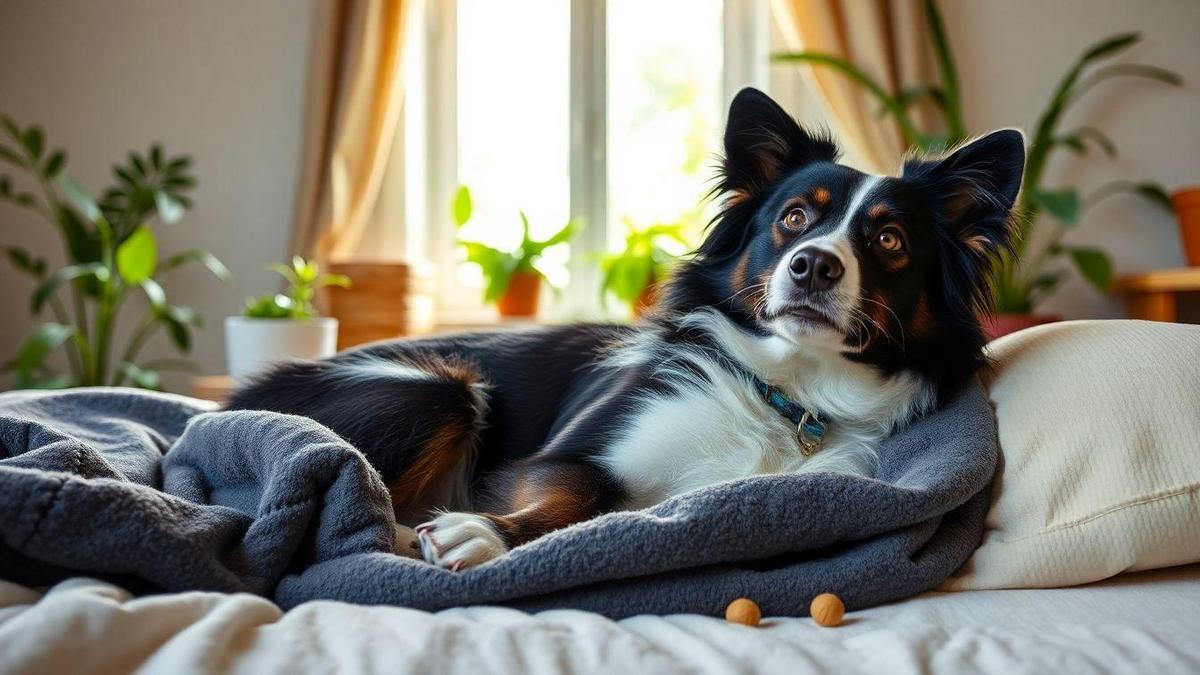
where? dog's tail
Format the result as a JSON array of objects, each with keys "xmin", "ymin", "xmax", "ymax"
[{"xmin": 225, "ymin": 351, "xmax": 489, "ymax": 514}]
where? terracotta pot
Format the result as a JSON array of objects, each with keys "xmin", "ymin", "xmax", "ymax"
[
  {"xmin": 633, "ymin": 281, "xmax": 660, "ymax": 319},
  {"xmin": 981, "ymin": 313, "xmax": 1061, "ymax": 342},
  {"xmin": 1171, "ymin": 187, "xmax": 1200, "ymax": 267},
  {"xmin": 497, "ymin": 271, "xmax": 541, "ymax": 317}
]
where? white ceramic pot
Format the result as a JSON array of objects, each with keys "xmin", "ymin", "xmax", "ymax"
[{"xmin": 224, "ymin": 316, "xmax": 338, "ymax": 382}]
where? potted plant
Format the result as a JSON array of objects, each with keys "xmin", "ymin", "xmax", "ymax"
[
  {"xmin": 599, "ymin": 217, "xmax": 690, "ymax": 318},
  {"xmin": 774, "ymin": 2, "xmax": 1181, "ymax": 338},
  {"xmin": 225, "ymin": 257, "xmax": 349, "ymax": 381},
  {"xmin": 1172, "ymin": 186, "xmax": 1200, "ymax": 267},
  {"xmin": 0, "ymin": 113, "xmax": 225, "ymax": 390},
  {"xmin": 452, "ymin": 186, "xmax": 575, "ymax": 318}
]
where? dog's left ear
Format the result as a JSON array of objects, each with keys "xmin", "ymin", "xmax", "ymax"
[
  {"xmin": 719, "ymin": 88, "xmax": 838, "ymax": 204},
  {"xmin": 903, "ymin": 129, "xmax": 1026, "ymax": 258}
]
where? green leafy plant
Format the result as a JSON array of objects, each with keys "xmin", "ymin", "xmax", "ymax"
[
  {"xmin": 599, "ymin": 217, "xmax": 690, "ymax": 311},
  {"xmin": 773, "ymin": 1, "xmax": 1181, "ymax": 313},
  {"xmin": 1, "ymin": 113, "xmax": 227, "ymax": 390},
  {"xmin": 452, "ymin": 186, "xmax": 576, "ymax": 303},
  {"xmin": 243, "ymin": 256, "xmax": 350, "ymax": 320}
]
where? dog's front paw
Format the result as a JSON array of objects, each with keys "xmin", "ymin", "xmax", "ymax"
[{"xmin": 416, "ymin": 512, "xmax": 509, "ymax": 571}]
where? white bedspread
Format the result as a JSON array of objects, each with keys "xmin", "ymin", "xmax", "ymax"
[{"xmin": 3, "ymin": 565, "xmax": 1198, "ymax": 675}]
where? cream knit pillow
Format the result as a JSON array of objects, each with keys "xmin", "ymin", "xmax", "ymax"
[{"xmin": 944, "ymin": 319, "xmax": 1200, "ymax": 591}]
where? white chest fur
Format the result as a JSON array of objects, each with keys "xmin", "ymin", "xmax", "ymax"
[{"xmin": 598, "ymin": 311, "xmax": 933, "ymax": 510}]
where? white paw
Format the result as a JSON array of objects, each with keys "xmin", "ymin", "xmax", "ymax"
[
  {"xmin": 416, "ymin": 512, "xmax": 509, "ymax": 571},
  {"xmin": 394, "ymin": 524, "xmax": 422, "ymax": 559}
]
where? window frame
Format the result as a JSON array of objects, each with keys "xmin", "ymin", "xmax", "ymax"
[{"xmin": 404, "ymin": 0, "xmax": 768, "ymax": 325}]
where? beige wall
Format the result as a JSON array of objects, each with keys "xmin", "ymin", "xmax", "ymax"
[{"xmin": 0, "ymin": 0, "xmax": 316, "ymax": 389}]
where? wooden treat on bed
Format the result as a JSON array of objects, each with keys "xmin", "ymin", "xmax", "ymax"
[
  {"xmin": 724, "ymin": 597, "xmax": 761, "ymax": 626},
  {"xmin": 810, "ymin": 593, "xmax": 845, "ymax": 627}
]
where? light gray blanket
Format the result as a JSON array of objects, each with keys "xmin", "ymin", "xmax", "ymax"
[{"xmin": 0, "ymin": 385, "xmax": 997, "ymax": 618}]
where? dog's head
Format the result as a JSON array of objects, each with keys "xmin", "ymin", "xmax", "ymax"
[{"xmin": 663, "ymin": 88, "xmax": 1025, "ymax": 395}]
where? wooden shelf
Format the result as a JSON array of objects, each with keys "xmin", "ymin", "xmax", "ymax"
[
  {"xmin": 1112, "ymin": 267, "xmax": 1200, "ymax": 322},
  {"xmin": 191, "ymin": 375, "xmax": 234, "ymax": 403},
  {"xmin": 1113, "ymin": 267, "xmax": 1200, "ymax": 293}
]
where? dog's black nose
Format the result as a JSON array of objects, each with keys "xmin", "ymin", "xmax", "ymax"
[{"xmin": 789, "ymin": 249, "xmax": 844, "ymax": 293}]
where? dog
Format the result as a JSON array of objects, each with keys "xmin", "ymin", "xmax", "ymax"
[{"xmin": 226, "ymin": 88, "xmax": 1024, "ymax": 571}]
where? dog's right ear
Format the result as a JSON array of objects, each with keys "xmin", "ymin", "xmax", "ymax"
[{"xmin": 718, "ymin": 88, "xmax": 838, "ymax": 204}]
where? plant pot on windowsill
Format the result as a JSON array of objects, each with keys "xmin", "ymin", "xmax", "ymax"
[
  {"xmin": 453, "ymin": 187, "xmax": 576, "ymax": 321},
  {"xmin": 1172, "ymin": 186, "xmax": 1200, "ymax": 266},
  {"xmin": 633, "ymin": 281, "xmax": 660, "ymax": 319},
  {"xmin": 225, "ymin": 257, "xmax": 350, "ymax": 382},
  {"xmin": 981, "ymin": 313, "xmax": 1061, "ymax": 342},
  {"xmin": 496, "ymin": 270, "xmax": 542, "ymax": 318}
]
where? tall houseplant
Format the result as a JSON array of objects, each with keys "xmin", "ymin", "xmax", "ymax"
[
  {"xmin": 452, "ymin": 186, "xmax": 575, "ymax": 318},
  {"xmin": 774, "ymin": 1, "xmax": 1181, "ymax": 325},
  {"xmin": 0, "ymin": 114, "xmax": 227, "ymax": 390}
]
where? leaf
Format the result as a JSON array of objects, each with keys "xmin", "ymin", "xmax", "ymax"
[
  {"xmin": 150, "ymin": 144, "xmax": 163, "ymax": 170},
  {"xmin": 243, "ymin": 293, "xmax": 292, "ymax": 318},
  {"xmin": 542, "ymin": 219, "xmax": 576, "ymax": 248},
  {"xmin": 452, "ymin": 185, "xmax": 473, "ymax": 227},
  {"xmin": 55, "ymin": 203, "xmax": 102, "ymax": 268},
  {"xmin": 1133, "ymin": 182, "xmax": 1173, "ymax": 211},
  {"xmin": 317, "ymin": 273, "xmax": 352, "ymax": 289},
  {"xmin": 58, "ymin": 175, "xmax": 103, "ymax": 221},
  {"xmin": 21, "ymin": 126, "xmax": 43, "ymax": 159},
  {"xmin": 43, "ymin": 150, "xmax": 65, "ymax": 179},
  {"xmin": 1081, "ymin": 32, "xmax": 1140, "ymax": 62},
  {"xmin": 0, "ymin": 114, "xmax": 19, "ymax": 140},
  {"xmin": 5, "ymin": 246, "xmax": 48, "ymax": 278},
  {"xmin": 14, "ymin": 323, "xmax": 75, "ymax": 373},
  {"xmin": 1028, "ymin": 270, "xmax": 1066, "ymax": 302},
  {"xmin": 113, "ymin": 166, "xmax": 137, "ymax": 187},
  {"xmin": 116, "ymin": 226, "xmax": 158, "ymax": 284},
  {"xmin": 518, "ymin": 211, "xmax": 532, "ymax": 248},
  {"xmin": 161, "ymin": 306, "xmax": 195, "ymax": 352},
  {"xmin": 1055, "ymin": 135, "xmax": 1087, "ymax": 154},
  {"xmin": 1068, "ymin": 246, "xmax": 1113, "ymax": 293},
  {"xmin": 0, "ymin": 145, "xmax": 23, "ymax": 167},
  {"xmin": 922, "ymin": 0, "xmax": 965, "ymax": 137},
  {"xmin": 290, "ymin": 256, "xmax": 318, "ymax": 283},
  {"xmin": 483, "ymin": 257, "xmax": 520, "ymax": 303},
  {"xmin": 166, "ymin": 157, "xmax": 192, "ymax": 173},
  {"xmin": 1033, "ymin": 188, "xmax": 1080, "ymax": 225},
  {"xmin": 161, "ymin": 249, "xmax": 231, "ymax": 281},
  {"xmin": 119, "ymin": 362, "xmax": 162, "ymax": 391},
  {"xmin": 140, "ymin": 278, "xmax": 167, "ymax": 313},
  {"xmin": 162, "ymin": 175, "xmax": 195, "ymax": 189},
  {"xmin": 130, "ymin": 152, "xmax": 146, "ymax": 175},
  {"xmin": 154, "ymin": 191, "xmax": 184, "ymax": 224},
  {"xmin": 1082, "ymin": 63, "xmax": 1182, "ymax": 88},
  {"xmin": 32, "ymin": 263, "xmax": 108, "ymax": 314},
  {"xmin": 1073, "ymin": 127, "xmax": 1117, "ymax": 157},
  {"xmin": 267, "ymin": 262, "xmax": 298, "ymax": 284}
]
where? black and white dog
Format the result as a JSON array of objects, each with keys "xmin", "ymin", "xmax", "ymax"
[{"xmin": 227, "ymin": 88, "xmax": 1024, "ymax": 571}]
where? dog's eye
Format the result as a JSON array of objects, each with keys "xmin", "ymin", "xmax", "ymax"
[
  {"xmin": 877, "ymin": 228, "xmax": 904, "ymax": 252},
  {"xmin": 782, "ymin": 207, "xmax": 809, "ymax": 231}
]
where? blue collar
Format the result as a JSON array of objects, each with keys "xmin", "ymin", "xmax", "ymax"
[{"xmin": 752, "ymin": 377, "xmax": 827, "ymax": 456}]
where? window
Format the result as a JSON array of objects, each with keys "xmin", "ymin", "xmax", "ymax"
[
  {"xmin": 606, "ymin": 0, "xmax": 724, "ymax": 248},
  {"xmin": 404, "ymin": 0, "xmax": 766, "ymax": 323}
]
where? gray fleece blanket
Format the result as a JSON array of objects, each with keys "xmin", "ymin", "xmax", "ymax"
[{"xmin": 0, "ymin": 385, "xmax": 997, "ymax": 618}]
